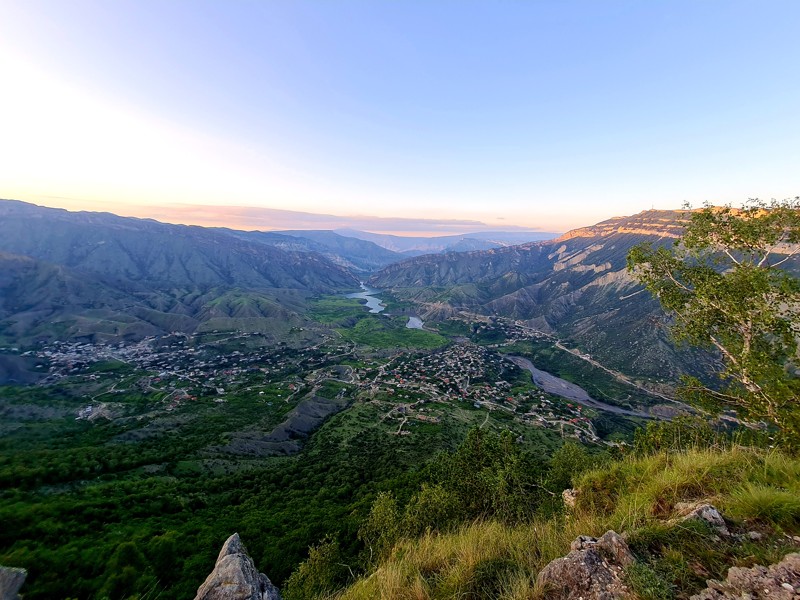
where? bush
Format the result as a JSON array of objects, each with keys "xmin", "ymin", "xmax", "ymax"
[
  {"xmin": 402, "ymin": 483, "xmax": 462, "ymax": 538},
  {"xmin": 283, "ymin": 538, "xmax": 349, "ymax": 600},
  {"xmin": 357, "ymin": 492, "xmax": 400, "ymax": 564}
]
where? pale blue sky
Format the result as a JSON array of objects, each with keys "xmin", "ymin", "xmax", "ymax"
[{"xmin": 0, "ymin": 1, "xmax": 798, "ymax": 232}]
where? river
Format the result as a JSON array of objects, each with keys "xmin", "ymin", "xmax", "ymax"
[
  {"xmin": 506, "ymin": 355, "xmax": 659, "ymax": 419},
  {"xmin": 346, "ymin": 284, "xmax": 386, "ymax": 313},
  {"xmin": 406, "ymin": 316, "xmax": 424, "ymax": 329}
]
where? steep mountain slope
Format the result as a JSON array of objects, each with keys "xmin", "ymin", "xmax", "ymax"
[
  {"xmin": 233, "ymin": 229, "xmax": 404, "ymax": 273},
  {"xmin": 370, "ymin": 210, "xmax": 710, "ymax": 381},
  {"xmin": 0, "ymin": 200, "xmax": 362, "ymax": 346},
  {"xmin": 0, "ymin": 251, "xmax": 320, "ymax": 346},
  {"xmin": 335, "ymin": 228, "xmax": 559, "ymax": 255},
  {"xmin": 0, "ymin": 200, "xmax": 359, "ymax": 292}
]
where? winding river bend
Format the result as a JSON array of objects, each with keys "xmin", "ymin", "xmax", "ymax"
[
  {"xmin": 346, "ymin": 284, "xmax": 386, "ymax": 313},
  {"xmin": 507, "ymin": 355, "xmax": 660, "ymax": 419}
]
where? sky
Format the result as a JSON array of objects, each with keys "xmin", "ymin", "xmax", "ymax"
[{"xmin": 1, "ymin": 1, "xmax": 798, "ymax": 234}]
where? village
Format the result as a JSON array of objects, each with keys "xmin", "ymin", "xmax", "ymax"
[
  {"xmin": 17, "ymin": 329, "xmax": 603, "ymax": 443},
  {"xmin": 356, "ymin": 342, "xmax": 601, "ymax": 442}
]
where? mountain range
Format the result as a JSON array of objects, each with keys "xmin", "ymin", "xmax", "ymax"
[
  {"xmin": 369, "ymin": 210, "xmax": 717, "ymax": 383},
  {"xmin": 332, "ymin": 228, "xmax": 558, "ymax": 255},
  {"xmin": 0, "ymin": 199, "xmax": 752, "ymax": 387},
  {"xmin": 0, "ymin": 200, "xmax": 360, "ymax": 346},
  {"xmin": 0, "ymin": 199, "xmax": 558, "ymax": 347}
]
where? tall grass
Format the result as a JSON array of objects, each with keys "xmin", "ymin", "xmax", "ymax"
[{"xmin": 331, "ymin": 446, "xmax": 800, "ymax": 600}]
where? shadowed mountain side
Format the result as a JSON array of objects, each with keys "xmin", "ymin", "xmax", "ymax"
[
  {"xmin": 226, "ymin": 229, "xmax": 404, "ymax": 274},
  {"xmin": 369, "ymin": 210, "xmax": 717, "ymax": 381},
  {"xmin": 0, "ymin": 252, "xmax": 325, "ymax": 346},
  {"xmin": 0, "ymin": 200, "xmax": 359, "ymax": 292}
]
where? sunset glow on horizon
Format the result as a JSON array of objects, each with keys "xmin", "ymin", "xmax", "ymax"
[{"xmin": 1, "ymin": 1, "xmax": 798, "ymax": 234}]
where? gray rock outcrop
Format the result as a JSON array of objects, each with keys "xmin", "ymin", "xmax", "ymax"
[
  {"xmin": 537, "ymin": 530, "xmax": 634, "ymax": 599},
  {"xmin": 562, "ymin": 488, "xmax": 579, "ymax": 509},
  {"xmin": 194, "ymin": 533, "xmax": 281, "ymax": 600},
  {"xmin": 674, "ymin": 502, "xmax": 730, "ymax": 537},
  {"xmin": 690, "ymin": 552, "xmax": 800, "ymax": 599},
  {"xmin": 0, "ymin": 566, "xmax": 26, "ymax": 600}
]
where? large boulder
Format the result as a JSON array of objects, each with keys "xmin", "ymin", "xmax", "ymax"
[
  {"xmin": 0, "ymin": 566, "xmax": 26, "ymax": 600},
  {"xmin": 536, "ymin": 530, "xmax": 634, "ymax": 599},
  {"xmin": 690, "ymin": 552, "xmax": 800, "ymax": 599},
  {"xmin": 194, "ymin": 533, "xmax": 281, "ymax": 600}
]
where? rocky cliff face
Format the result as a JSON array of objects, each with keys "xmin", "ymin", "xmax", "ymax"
[
  {"xmin": 0, "ymin": 566, "xmax": 26, "ymax": 600},
  {"xmin": 194, "ymin": 533, "xmax": 281, "ymax": 600}
]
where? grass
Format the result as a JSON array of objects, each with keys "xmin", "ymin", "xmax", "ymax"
[
  {"xmin": 308, "ymin": 297, "xmax": 367, "ymax": 324},
  {"xmin": 337, "ymin": 317, "xmax": 448, "ymax": 350},
  {"xmin": 330, "ymin": 446, "xmax": 800, "ymax": 600}
]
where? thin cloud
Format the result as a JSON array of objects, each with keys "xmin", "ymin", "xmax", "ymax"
[{"xmin": 143, "ymin": 204, "xmax": 547, "ymax": 235}]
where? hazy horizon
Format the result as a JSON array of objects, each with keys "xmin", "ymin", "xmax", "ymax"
[{"xmin": 4, "ymin": 196, "xmax": 565, "ymax": 237}]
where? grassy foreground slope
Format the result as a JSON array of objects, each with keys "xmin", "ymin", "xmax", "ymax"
[{"xmin": 332, "ymin": 446, "xmax": 800, "ymax": 600}]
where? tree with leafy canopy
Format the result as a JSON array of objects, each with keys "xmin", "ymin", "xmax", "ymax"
[{"xmin": 627, "ymin": 198, "xmax": 800, "ymax": 443}]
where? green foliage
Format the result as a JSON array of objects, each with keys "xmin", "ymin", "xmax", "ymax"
[
  {"xmin": 283, "ymin": 537, "xmax": 349, "ymax": 600},
  {"xmin": 357, "ymin": 492, "xmax": 400, "ymax": 563},
  {"xmin": 307, "ymin": 297, "xmax": 366, "ymax": 324},
  {"xmin": 334, "ymin": 446, "xmax": 800, "ymax": 600},
  {"xmin": 402, "ymin": 483, "xmax": 462, "ymax": 538},
  {"xmin": 625, "ymin": 561, "xmax": 674, "ymax": 600},
  {"xmin": 99, "ymin": 541, "xmax": 156, "ymax": 600},
  {"xmin": 628, "ymin": 198, "xmax": 800, "ymax": 443},
  {"xmin": 338, "ymin": 315, "xmax": 448, "ymax": 349},
  {"xmin": 633, "ymin": 416, "xmax": 723, "ymax": 455},
  {"xmin": 463, "ymin": 557, "xmax": 521, "ymax": 600},
  {"xmin": 728, "ymin": 483, "xmax": 800, "ymax": 529},
  {"xmin": 428, "ymin": 428, "xmax": 542, "ymax": 524},
  {"xmin": 350, "ymin": 427, "xmax": 548, "ymax": 578},
  {"xmin": 545, "ymin": 441, "xmax": 601, "ymax": 491},
  {"xmin": 633, "ymin": 416, "xmax": 773, "ymax": 458}
]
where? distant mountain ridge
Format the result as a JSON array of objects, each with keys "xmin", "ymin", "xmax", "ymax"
[
  {"xmin": 333, "ymin": 228, "xmax": 559, "ymax": 255},
  {"xmin": 0, "ymin": 199, "xmax": 731, "ymax": 381},
  {"xmin": 0, "ymin": 199, "xmax": 360, "ymax": 346},
  {"xmin": 0, "ymin": 200, "xmax": 358, "ymax": 291}
]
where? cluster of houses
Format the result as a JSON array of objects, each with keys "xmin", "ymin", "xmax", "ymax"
[{"xmin": 22, "ymin": 328, "xmax": 602, "ymax": 443}]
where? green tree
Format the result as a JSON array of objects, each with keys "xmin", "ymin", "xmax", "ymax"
[
  {"xmin": 357, "ymin": 491, "xmax": 400, "ymax": 563},
  {"xmin": 428, "ymin": 427, "xmax": 538, "ymax": 523},
  {"xmin": 283, "ymin": 537, "xmax": 349, "ymax": 600},
  {"xmin": 627, "ymin": 198, "xmax": 800, "ymax": 441},
  {"xmin": 402, "ymin": 483, "xmax": 462, "ymax": 537}
]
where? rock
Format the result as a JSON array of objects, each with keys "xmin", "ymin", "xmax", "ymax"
[
  {"xmin": 194, "ymin": 533, "xmax": 281, "ymax": 600},
  {"xmin": 537, "ymin": 530, "xmax": 634, "ymax": 599},
  {"xmin": 690, "ymin": 553, "xmax": 800, "ymax": 599},
  {"xmin": 562, "ymin": 488, "xmax": 579, "ymax": 509},
  {"xmin": 674, "ymin": 502, "xmax": 730, "ymax": 537},
  {"xmin": 0, "ymin": 566, "xmax": 26, "ymax": 600}
]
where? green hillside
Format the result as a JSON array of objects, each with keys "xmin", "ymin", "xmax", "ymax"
[{"xmin": 315, "ymin": 443, "xmax": 800, "ymax": 600}]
